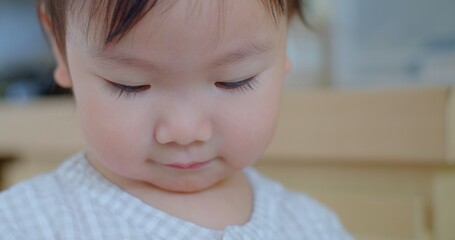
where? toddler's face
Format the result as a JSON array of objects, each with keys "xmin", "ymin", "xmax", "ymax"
[{"xmin": 58, "ymin": 0, "xmax": 290, "ymax": 192}]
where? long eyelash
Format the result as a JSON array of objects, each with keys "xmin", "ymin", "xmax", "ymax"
[
  {"xmin": 216, "ymin": 77, "xmax": 259, "ymax": 94},
  {"xmin": 104, "ymin": 81, "xmax": 149, "ymax": 99}
]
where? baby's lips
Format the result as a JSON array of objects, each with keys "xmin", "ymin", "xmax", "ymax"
[{"xmin": 162, "ymin": 159, "xmax": 214, "ymax": 170}]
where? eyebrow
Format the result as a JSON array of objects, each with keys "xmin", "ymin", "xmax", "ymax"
[
  {"xmin": 214, "ymin": 40, "xmax": 274, "ymax": 66},
  {"xmin": 91, "ymin": 40, "xmax": 274, "ymax": 71}
]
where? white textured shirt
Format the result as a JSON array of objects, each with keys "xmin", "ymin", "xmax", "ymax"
[{"xmin": 0, "ymin": 152, "xmax": 352, "ymax": 240}]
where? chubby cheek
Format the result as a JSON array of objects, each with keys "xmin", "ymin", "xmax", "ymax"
[
  {"xmin": 220, "ymin": 77, "xmax": 283, "ymax": 169},
  {"xmin": 74, "ymin": 89, "xmax": 151, "ymax": 174},
  {"xmin": 222, "ymin": 117, "xmax": 275, "ymax": 169}
]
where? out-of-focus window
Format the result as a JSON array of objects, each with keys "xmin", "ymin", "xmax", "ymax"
[
  {"xmin": 286, "ymin": 0, "xmax": 455, "ymax": 89},
  {"xmin": 0, "ymin": 0, "xmax": 67, "ymax": 102}
]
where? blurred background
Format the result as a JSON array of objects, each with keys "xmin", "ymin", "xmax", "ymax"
[
  {"xmin": 1, "ymin": 0, "xmax": 455, "ymax": 239},
  {"xmin": 287, "ymin": 0, "xmax": 455, "ymax": 89},
  {"xmin": 0, "ymin": 0, "xmax": 68, "ymax": 103}
]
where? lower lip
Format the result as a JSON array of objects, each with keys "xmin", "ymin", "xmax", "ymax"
[{"xmin": 163, "ymin": 160, "xmax": 213, "ymax": 170}]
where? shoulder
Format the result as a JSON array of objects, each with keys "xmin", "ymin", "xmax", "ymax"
[
  {"xmin": 0, "ymin": 224, "xmax": 27, "ymax": 240},
  {"xmin": 279, "ymin": 191, "xmax": 352, "ymax": 239},
  {"xmin": 0, "ymin": 154, "xmax": 85, "ymax": 235},
  {"xmin": 0, "ymin": 170, "xmax": 65, "ymax": 218},
  {"xmin": 280, "ymin": 189, "xmax": 342, "ymax": 227},
  {"xmin": 0, "ymin": 153, "xmax": 83, "ymax": 211},
  {"xmin": 0, "ymin": 173, "xmax": 58, "ymax": 236},
  {"xmin": 246, "ymin": 168, "xmax": 353, "ymax": 239}
]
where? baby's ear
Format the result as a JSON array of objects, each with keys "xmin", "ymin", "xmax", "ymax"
[
  {"xmin": 39, "ymin": 6, "xmax": 72, "ymax": 89},
  {"xmin": 51, "ymin": 45, "xmax": 72, "ymax": 89}
]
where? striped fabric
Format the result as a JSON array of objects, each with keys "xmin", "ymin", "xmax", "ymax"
[{"xmin": 0, "ymin": 152, "xmax": 352, "ymax": 239}]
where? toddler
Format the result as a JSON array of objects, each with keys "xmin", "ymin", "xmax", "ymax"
[{"xmin": 0, "ymin": 0, "xmax": 352, "ymax": 239}]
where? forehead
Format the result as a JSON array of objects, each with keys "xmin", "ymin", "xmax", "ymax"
[
  {"xmin": 67, "ymin": 0, "xmax": 286, "ymax": 53},
  {"xmin": 66, "ymin": 0, "xmax": 286, "ymax": 71}
]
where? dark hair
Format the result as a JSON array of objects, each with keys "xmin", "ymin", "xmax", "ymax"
[{"xmin": 38, "ymin": 0, "xmax": 305, "ymax": 60}]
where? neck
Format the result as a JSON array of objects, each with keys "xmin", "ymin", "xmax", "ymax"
[
  {"xmin": 131, "ymin": 171, "xmax": 254, "ymax": 230},
  {"xmin": 89, "ymin": 157, "xmax": 254, "ymax": 230}
]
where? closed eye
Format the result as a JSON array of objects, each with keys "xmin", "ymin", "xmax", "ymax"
[
  {"xmin": 104, "ymin": 80, "xmax": 150, "ymax": 99},
  {"xmin": 215, "ymin": 77, "xmax": 258, "ymax": 93}
]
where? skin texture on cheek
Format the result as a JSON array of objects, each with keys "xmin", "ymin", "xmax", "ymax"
[
  {"xmin": 64, "ymin": 48, "xmax": 145, "ymax": 174},
  {"xmin": 216, "ymin": 49, "xmax": 286, "ymax": 170}
]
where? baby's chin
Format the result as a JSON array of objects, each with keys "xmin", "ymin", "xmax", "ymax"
[
  {"xmin": 149, "ymin": 171, "xmax": 245, "ymax": 194},
  {"xmin": 151, "ymin": 177, "xmax": 229, "ymax": 194}
]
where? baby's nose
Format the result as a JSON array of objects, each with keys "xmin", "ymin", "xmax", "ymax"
[{"xmin": 154, "ymin": 105, "xmax": 212, "ymax": 146}]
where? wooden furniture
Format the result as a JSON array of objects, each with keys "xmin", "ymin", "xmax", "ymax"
[
  {"xmin": 0, "ymin": 98, "xmax": 85, "ymax": 187},
  {"xmin": 0, "ymin": 154, "xmax": 15, "ymax": 190},
  {"xmin": 258, "ymin": 86, "xmax": 455, "ymax": 240},
  {"xmin": 1, "ymin": 87, "xmax": 454, "ymax": 240}
]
